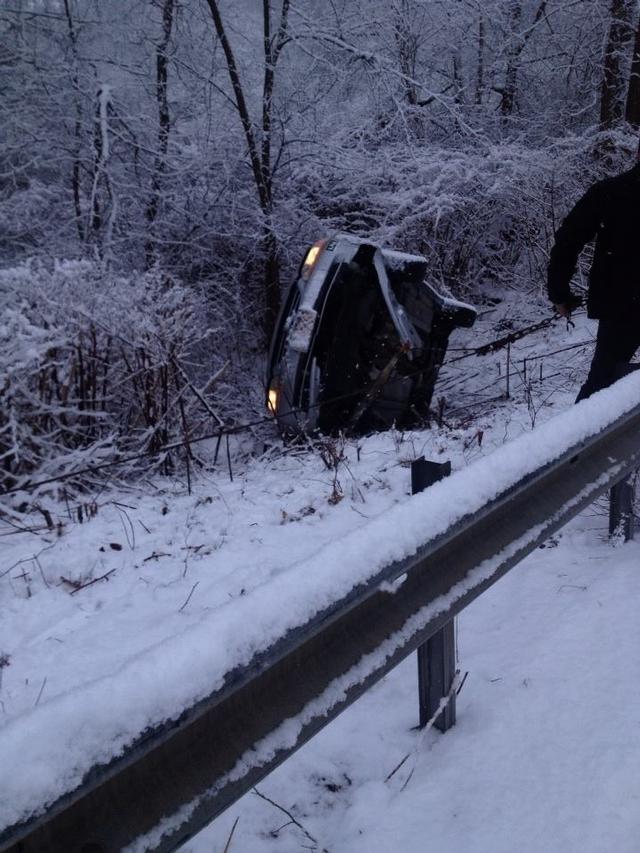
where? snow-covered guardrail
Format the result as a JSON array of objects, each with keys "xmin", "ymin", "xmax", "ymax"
[{"xmin": 3, "ymin": 373, "xmax": 640, "ymax": 853}]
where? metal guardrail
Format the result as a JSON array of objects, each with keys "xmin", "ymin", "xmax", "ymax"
[{"xmin": 3, "ymin": 397, "xmax": 640, "ymax": 853}]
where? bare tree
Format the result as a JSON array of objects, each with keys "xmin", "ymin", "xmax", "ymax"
[
  {"xmin": 475, "ymin": 11, "xmax": 485, "ymax": 105},
  {"xmin": 499, "ymin": 0, "xmax": 548, "ymax": 118},
  {"xmin": 600, "ymin": 0, "xmax": 635, "ymax": 129},
  {"xmin": 625, "ymin": 10, "xmax": 640, "ymax": 128},
  {"xmin": 145, "ymin": 0, "xmax": 176, "ymax": 265},
  {"xmin": 2, "ymin": 0, "xmax": 637, "ymax": 361},
  {"xmin": 204, "ymin": 0, "xmax": 290, "ymax": 338},
  {"xmin": 63, "ymin": 0, "xmax": 86, "ymax": 242},
  {"xmin": 392, "ymin": 0, "xmax": 420, "ymax": 106}
]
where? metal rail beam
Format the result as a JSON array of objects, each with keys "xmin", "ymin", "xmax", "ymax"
[{"xmin": 4, "ymin": 400, "xmax": 640, "ymax": 853}]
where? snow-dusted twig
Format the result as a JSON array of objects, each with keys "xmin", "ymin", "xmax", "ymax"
[
  {"xmin": 252, "ymin": 787, "xmax": 329, "ymax": 852},
  {"xmin": 115, "ymin": 505, "xmax": 136, "ymax": 550},
  {"xmin": 171, "ymin": 357, "xmax": 227, "ymax": 427},
  {"xmin": 34, "ymin": 676, "xmax": 47, "ymax": 707},
  {"xmin": 178, "ymin": 581, "xmax": 199, "ymax": 612},
  {"xmin": 385, "ymin": 669, "xmax": 465, "ymax": 787},
  {"xmin": 33, "ymin": 554, "xmax": 50, "ymax": 588},
  {"xmin": 222, "ymin": 816, "xmax": 240, "ymax": 853}
]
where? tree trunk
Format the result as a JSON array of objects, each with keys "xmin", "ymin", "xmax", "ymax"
[
  {"xmin": 600, "ymin": 0, "xmax": 635, "ymax": 129},
  {"xmin": 204, "ymin": 0, "xmax": 269, "ymax": 211},
  {"xmin": 393, "ymin": 0, "xmax": 419, "ymax": 106},
  {"xmin": 500, "ymin": 0, "xmax": 547, "ymax": 118},
  {"xmin": 205, "ymin": 0, "xmax": 289, "ymax": 340},
  {"xmin": 90, "ymin": 91, "xmax": 105, "ymax": 239},
  {"xmin": 88, "ymin": 87, "xmax": 117, "ymax": 260},
  {"xmin": 475, "ymin": 14, "xmax": 485, "ymax": 106},
  {"xmin": 625, "ymin": 15, "xmax": 640, "ymax": 128},
  {"xmin": 145, "ymin": 0, "xmax": 176, "ymax": 267},
  {"xmin": 501, "ymin": 0, "xmax": 522, "ymax": 116},
  {"xmin": 452, "ymin": 51, "xmax": 464, "ymax": 105},
  {"xmin": 260, "ymin": 1, "xmax": 288, "ymax": 338},
  {"xmin": 63, "ymin": 0, "xmax": 85, "ymax": 243},
  {"xmin": 263, "ymin": 225, "xmax": 281, "ymax": 338}
]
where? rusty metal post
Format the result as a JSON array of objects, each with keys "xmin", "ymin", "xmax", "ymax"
[{"xmin": 411, "ymin": 457, "xmax": 456, "ymax": 731}]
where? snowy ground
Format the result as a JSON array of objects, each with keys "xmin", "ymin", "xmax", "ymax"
[
  {"xmin": 189, "ymin": 513, "xmax": 640, "ymax": 853},
  {"xmin": 4, "ymin": 297, "xmax": 639, "ymax": 850}
]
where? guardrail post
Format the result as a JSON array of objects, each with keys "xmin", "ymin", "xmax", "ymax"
[
  {"xmin": 411, "ymin": 457, "xmax": 456, "ymax": 732},
  {"xmin": 609, "ymin": 477, "xmax": 635, "ymax": 541}
]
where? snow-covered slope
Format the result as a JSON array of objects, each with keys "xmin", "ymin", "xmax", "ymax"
[{"xmin": 4, "ymin": 300, "xmax": 638, "ymax": 849}]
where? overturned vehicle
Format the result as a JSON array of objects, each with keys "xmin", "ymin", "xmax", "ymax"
[{"xmin": 266, "ymin": 235, "xmax": 477, "ymax": 435}]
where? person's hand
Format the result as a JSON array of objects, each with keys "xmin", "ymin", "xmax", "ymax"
[
  {"xmin": 554, "ymin": 303, "xmax": 571, "ymax": 318},
  {"xmin": 554, "ymin": 302, "xmax": 576, "ymax": 329}
]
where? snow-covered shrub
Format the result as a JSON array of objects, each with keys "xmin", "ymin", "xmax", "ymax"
[
  {"xmin": 0, "ymin": 261, "xmax": 217, "ymax": 499},
  {"xmin": 290, "ymin": 129, "xmax": 639, "ymax": 302}
]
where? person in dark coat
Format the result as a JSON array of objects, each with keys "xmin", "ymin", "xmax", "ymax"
[{"xmin": 547, "ymin": 157, "xmax": 640, "ymax": 401}]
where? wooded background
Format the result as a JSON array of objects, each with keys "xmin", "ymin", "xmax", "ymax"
[{"xmin": 2, "ymin": 0, "xmax": 640, "ymax": 492}]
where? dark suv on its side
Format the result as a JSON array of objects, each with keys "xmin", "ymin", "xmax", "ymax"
[{"xmin": 266, "ymin": 234, "xmax": 476, "ymax": 434}]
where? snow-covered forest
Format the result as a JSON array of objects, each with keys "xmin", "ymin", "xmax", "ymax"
[
  {"xmin": 3, "ymin": 2, "xmax": 640, "ymax": 852},
  {"xmin": 2, "ymin": 0, "xmax": 640, "ymax": 495}
]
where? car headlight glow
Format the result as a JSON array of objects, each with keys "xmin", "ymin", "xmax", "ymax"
[
  {"xmin": 301, "ymin": 239, "xmax": 327, "ymax": 280},
  {"xmin": 267, "ymin": 386, "xmax": 279, "ymax": 414}
]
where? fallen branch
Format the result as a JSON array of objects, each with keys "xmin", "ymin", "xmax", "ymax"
[
  {"xmin": 60, "ymin": 569, "xmax": 115, "ymax": 594},
  {"xmin": 449, "ymin": 313, "xmax": 582, "ymax": 362},
  {"xmin": 143, "ymin": 550, "xmax": 171, "ymax": 562},
  {"xmin": 171, "ymin": 356, "xmax": 227, "ymax": 427}
]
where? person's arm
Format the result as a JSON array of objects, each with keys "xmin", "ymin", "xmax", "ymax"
[{"xmin": 547, "ymin": 184, "xmax": 601, "ymax": 311}]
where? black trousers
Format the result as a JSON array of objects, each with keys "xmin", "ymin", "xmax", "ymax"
[{"xmin": 576, "ymin": 317, "xmax": 640, "ymax": 402}]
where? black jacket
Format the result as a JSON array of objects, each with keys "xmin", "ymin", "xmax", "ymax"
[{"xmin": 547, "ymin": 163, "xmax": 640, "ymax": 319}]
